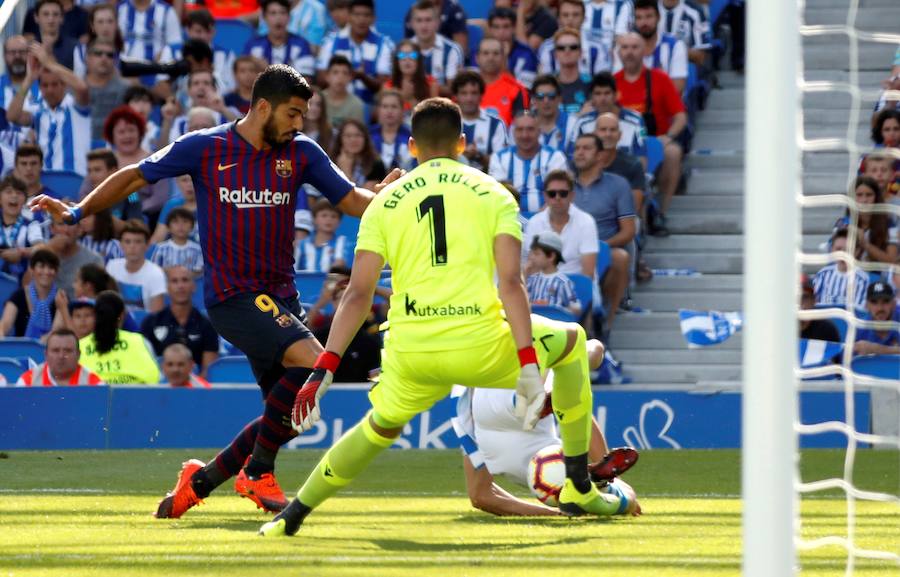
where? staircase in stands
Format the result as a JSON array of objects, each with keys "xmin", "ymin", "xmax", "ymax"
[{"xmin": 609, "ymin": 0, "xmax": 898, "ymax": 385}]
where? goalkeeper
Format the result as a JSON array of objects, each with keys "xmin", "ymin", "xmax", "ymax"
[{"xmin": 261, "ymin": 98, "xmax": 636, "ymax": 537}]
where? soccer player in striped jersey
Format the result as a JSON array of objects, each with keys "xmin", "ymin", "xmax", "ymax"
[
  {"xmin": 537, "ymin": 0, "xmax": 611, "ymax": 78},
  {"xmin": 262, "ymin": 98, "xmax": 636, "ymax": 537},
  {"xmin": 451, "ymin": 71, "xmax": 508, "ymax": 172},
  {"xmin": 409, "ymin": 0, "xmax": 464, "ymax": 87},
  {"xmin": 30, "ymin": 64, "xmax": 401, "ymax": 521},
  {"xmin": 658, "ymin": 0, "xmax": 711, "ymax": 66},
  {"xmin": 488, "ymin": 111, "xmax": 568, "ymax": 214}
]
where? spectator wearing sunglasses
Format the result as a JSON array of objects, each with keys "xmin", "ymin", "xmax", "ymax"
[
  {"xmin": 531, "ymin": 74, "xmax": 578, "ymax": 152},
  {"xmin": 537, "ymin": 0, "xmax": 610, "ymax": 78},
  {"xmin": 384, "ymin": 39, "xmax": 439, "ymax": 116},
  {"xmin": 522, "ymin": 169, "xmax": 599, "ymax": 279},
  {"xmin": 85, "ymin": 38, "xmax": 129, "ymax": 141},
  {"xmin": 552, "ymin": 27, "xmax": 592, "ymax": 114}
]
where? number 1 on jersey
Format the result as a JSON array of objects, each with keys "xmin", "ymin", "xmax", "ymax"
[{"xmin": 417, "ymin": 195, "xmax": 448, "ymax": 266}]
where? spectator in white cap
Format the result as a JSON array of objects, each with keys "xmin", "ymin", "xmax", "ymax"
[
  {"xmin": 853, "ymin": 282, "xmax": 900, "ymax": 356},
  {"xmin": 525, "ymin": 231, "xmax": 581, "ymax": 317}
]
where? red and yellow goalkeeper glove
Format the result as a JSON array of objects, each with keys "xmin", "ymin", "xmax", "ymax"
[{"xmin": 292, "ymin": 351, "xmax": 340, "ymax": 433}]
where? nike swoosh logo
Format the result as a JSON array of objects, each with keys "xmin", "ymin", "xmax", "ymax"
[{"xmin": 218, "ymin": 162, "xmax": 238, "ymax": 171}]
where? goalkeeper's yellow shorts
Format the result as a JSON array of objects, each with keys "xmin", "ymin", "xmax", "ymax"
[{"xmin": 369, "ymin": 314, "xmax": 576, "ymax": 427}]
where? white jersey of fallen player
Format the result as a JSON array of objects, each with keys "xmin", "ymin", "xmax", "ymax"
[{"xmin": 451, "ymin": 385, "xmax": 559, "ymax": 487}]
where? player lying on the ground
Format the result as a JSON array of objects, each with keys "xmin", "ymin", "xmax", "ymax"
[
  {"xmin": 259, "ymin": 98, "xmax": 638, "ymax": 537},
  {"xmin": 453, "ymin": 338, "xmax": 640, "ymax": 517},
  {"xmin": 29, "ymin": 64, "xmax": 402, "ymax": 519}
]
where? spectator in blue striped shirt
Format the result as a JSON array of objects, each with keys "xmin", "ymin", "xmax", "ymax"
[
  {"xmin": 149, "ymin": 208, "xmax": 204, "ymax": 276},
  {"xmin": 295, "ymin": 198, "xmax": 351, "ymax": 272},
  {"xmin": 245, "ymin": 0, "xmax": 316, "ymax": 77},
  {"xmin": 409, "ymin": 0, "xmax": 464, "ymax": 88},
  {"xmin": 6, "ymin": 45, "xmax": 92, "ymax": 176},
  {"xmin": 0, "ymin": 175, "xmax": 45, "ymax": 279},
  {"xmin": 658, "ymin": 0, "xmax": 711, "ymax": 66},
  {"xmin": 531, "ymin": 75, "xmax": 577, "ymax": 152},
  {"xmin": 257, "ymin": 0, "xmax": 328, "ymax": 51},
  {"xmin": 525, "ymin": 231, "xmax": 581, "ymax": 316},
  {"xmin": 812, "ymin": 229, "xmax": 869, "ymax": 310},
  {"xmin": 79, "ymin": 208, "xmax": 124, "ymax": 264},
  {"xmin": 316, "ymin": 0, "xmax": 394, "ymax": 104},
  {"xmin": 452, "ymin": 70, "xmax": 508, "ymax": 172}
]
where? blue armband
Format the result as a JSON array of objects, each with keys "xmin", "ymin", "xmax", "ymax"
[{"xmin": 67, "ymin": 206, "xmax": 84, "ymax": 224}]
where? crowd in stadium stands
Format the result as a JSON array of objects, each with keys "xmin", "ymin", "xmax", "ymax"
[
  {"xmin": 0, "ymin": 0, "xmax": 890, "ymax": 386},
  {"xmin": 806, "ymin": 43, "xmax": 900, "ymax": 353}
]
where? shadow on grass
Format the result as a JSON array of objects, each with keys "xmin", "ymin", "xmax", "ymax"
[{"xmin": 370, "ymin": 535, "xmax": 588, "ymax": 553}]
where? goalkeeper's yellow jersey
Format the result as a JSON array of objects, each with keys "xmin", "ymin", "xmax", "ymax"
[{"xmin": 355, "ymin": 157, "xmax": 522, "ymax": 352}]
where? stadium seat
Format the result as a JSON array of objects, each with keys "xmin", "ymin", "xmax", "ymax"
[
  {"xmin": 40, "ymin": 170, "xmax": 83, "ymax": 200},
  {"xmin": 377, "ymin": 21, "xmax": 405, "ymax": 43},
  {"xmin": 645, "ymin": 137, "xmax": 664, "ymax": 175},
  {"xmin": 129, "ymin": 309, "xmax": 149, "ymax": 326},
  {"xmin": 206, "ymin": 355, "xmax": 256, "ymax": 384},
  {"xmin": 0, "ymin": 357, "xmax": 22, "ymax": 384},
  {"xmin": 192, "ymin": 277, "xmax": 206, "ymax": 313},
  {"xmin": 564, "ymin": 273, "xmax": 594, "ymax": 320},
  {"xmin": 337, "ymin": 216, "xmax": 361, "ymax": 239},
  {"xmin": 466, "ymin": 23, "xmax": 483, "ymax": 66},
  {"xmin": 0, "ymin": 272, "xmax": 19, "ymax": 306},
  {"xmin": 0, "ymin": 338, "xmax": 44, "ymax": 363},
  {"xmin": 213, "ymin": 19, "xmax": 255, "ymax": 55},
  {"xmin": 596, "ymin": 241, "xmax": 612, "ymax": 280},
  {"xmin": 90, "ymin": 139, "xmax": 108, "ymax": 150},
  {"xmin": 460, "ymin": 0, "xmax": 490, "ymax": 19},
  {"xmin": 295, "ymin": 271, "xmax": 327, "ymax": 303},
  {"xmin": 531, "ymin": 304, "xmax": 577, "ymax": 323},
  {"xmin": 851, "ymin": 354, "xmax": 900, "ymax": 380}
]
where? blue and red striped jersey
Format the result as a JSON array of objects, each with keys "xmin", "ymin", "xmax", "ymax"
[{"xmin": 139, "ymin": 122, "xmax": 354, "ymax": 305}]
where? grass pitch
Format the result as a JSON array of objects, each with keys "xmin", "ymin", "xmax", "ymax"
[{"xmin": 0, "ymin": 449, "xmax": 897, "ymax": 577}]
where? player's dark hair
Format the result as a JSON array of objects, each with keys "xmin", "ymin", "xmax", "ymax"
[
  {"xmin": 0, "ymin": 174, "xmax": 27, "ymax": 197},
  {"xmin": 590, "ymin": 71, "xmax": 617, "ymax": 94},
  {"xmin": 166, "ymin": 206, "xmax": 196, "ymax": 226},
  {"xmin": 103, "ymin": 105, "xmax": 147, "ymax": 144},
  {"xmin": 78, "ymin": 263, "xmax": 116, "ymax": 295},
  {"xmin": 123, "ymin": 85, "xmax": 153, "ymax": 106},
  {"xmin": 488, "ymin": 6, "xmax": 516, "ymax": 26},
  {"xmin": 634, "ymin": 0, "xmax": 660, "ymax": 16},
  {"xmin": 261, "ymin": 0, "xmax": 291, "ymax": 13},
  {"xmin": 411, "ymin": 97, "xmax": 462, "ymax": 151},
  {"xmin": 87, "ymin": 149, "xmax": 118, "ymax": 171},
  {"xmin": 544, "ymin": 169, "xmax": 574, "ymax": 192},
  {"xmin": 576, "ymin": 132, "xmax": 604, "ymax": 151},
  {"xmin": 121, "ymin": 218, "xmax": 151, "ymax": 242},
  {"xmin": 251, "ymin": 64, "xmax": 313, "ymax": 108},
  {"xmin": 46, "ymin": 328, "xmax": 79, "ymax": 350},
  {"xmin": 30, "ymin": 248, "xmax": 60, "ymax": 270},
  {"xmin": 532, "ymin": 74, "xmax": 560, "ymax": 94},
  {"xmin": 93, "ymin": 290, "xmax": 124, "ymax": 355},
  {"xmin": 450, "ymin": 70, "xmax": 485, "ymax": 95},
  {"xmin": 15, "ymin": 142, "xmax": 43, "ymax": 163},
  {"xmin": 185, "ymin": 8, "xmax": 215, "ymax": 30},
  {"xmin": 871, "ymin": 109, "xmax": 900, "ymax": 145}
]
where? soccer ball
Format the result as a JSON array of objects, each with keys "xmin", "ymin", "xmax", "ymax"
[{"xmin": 527, "ymin": 444, "xmax": 565, "ymax": 506}]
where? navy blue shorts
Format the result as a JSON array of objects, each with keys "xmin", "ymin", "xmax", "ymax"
[{"xmin": 207, "ymin": 291, "xmax": 314, "ymax": 396}]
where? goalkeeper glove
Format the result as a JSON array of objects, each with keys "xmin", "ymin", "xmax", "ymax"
[
  {"xmin": 292, "ymin": 351, "xmax": 340, "ymax": 433},
  {"xmin": 513, "ymin": 346, "xmax": 544, "ymax": 431}
]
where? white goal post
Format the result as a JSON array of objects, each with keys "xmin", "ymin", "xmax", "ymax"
[{"xmin": 742, "ymin": 0, "xmax": 800, "ymax": 576}]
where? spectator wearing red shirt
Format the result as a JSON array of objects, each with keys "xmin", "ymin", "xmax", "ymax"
[
  {"xmin": 476, "ymin": 37, "xmax": 529, "ymax": 126},
  {"xmin": 16, "ymin": 328, "xmax": 104, "ymax": 386},
  {"xmin": 614, "ymin": 32, "xmax": 687, "ymax": 226}
]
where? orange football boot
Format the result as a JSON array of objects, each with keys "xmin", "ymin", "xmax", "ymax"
[
  {"xmin": 234, "ymin": 468, "xmax": 288, "ymax": 513},
  {"xmin": 154, "ymin": 459, "xmax": 205, "ymax": 519}
]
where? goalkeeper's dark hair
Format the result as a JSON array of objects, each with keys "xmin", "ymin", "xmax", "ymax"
[
  {"xmin": 93, "ymin": 290, "xmax": 125, "ymax": 355},
  {"xmin": 251, "ymin": 64, "xmax": 313, "ymax": 108},
  {"xmin": 411, "ymin": 97, "xmax": 461, "ymax": 151}
]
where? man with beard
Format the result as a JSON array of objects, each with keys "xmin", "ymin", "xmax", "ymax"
[
  {"xmin": 0, "ymin": 36, "xmax": 41, "ymax": 142},
  {"xmin": 853, "ymin": 282, "xmax": 900, "ymax": 356},
  {"xmin": 617, "ymin": 0, "xmax": 688, "ymax": 94},
  {"xmin": 30, "ymin": 64, "xmax": 402, "ymax": 521}
]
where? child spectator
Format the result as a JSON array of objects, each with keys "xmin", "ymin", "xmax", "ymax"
[
  {"xmin": 812, "ymin": 228, "xmax": 870, "ymax": 310},
  {"xmin": 63, "ymin": 297, "xmax": 97, "ymax": 340},
  {"xmin": 525, "ymin": 231, "xmax": 581, "ymax": 316},
  {"xmin": 79, "ymin": 208, "xmax": 124, "ymax": 263},
  {"xmin": 295, "ymin": 198, "xmax": 350, "ymax": 272},
  {"xmin": 106, "ymin": 219, "xmax": 167, "ymax": 312},
  {"xmin": 322, "ymin": 55, "xmax": 365, "ymax": 127},
  {"xmin": 0, "ymin": 174, "xmax": 44, "ymax": 279},
  {"xmin": 224, "ymin": 55, "xmax": 265, "ymax": 116},
  {"xmin": 149, "ymin": 208, "xmax": 204, "ymax": 275},
  {"xmin": 150, "ymin": 174, "xmax": 199, "ymax": 245},
  {"xmin": 0, "ymin": 248, "xmax": 64, "ymax": 339}
]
